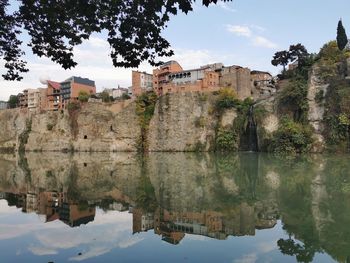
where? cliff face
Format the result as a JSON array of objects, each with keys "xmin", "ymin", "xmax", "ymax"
[
  {"xmin": 2, "ymin": 101, "xmax": 141, "ymax": 152},
  {"xmin": 148, "ymin": 93, "xmax": 221, "ymax": 151}
]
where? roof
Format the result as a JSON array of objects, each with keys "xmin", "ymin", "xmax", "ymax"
[
  {"xmin": 251, "ymin": 70, "xmax": 272, "ymax": 76},
  {"xmin": 62, "ymin": 76, "xmax": 95, "ymax": 87},
  {"xmin": 47, "ymin": 80, "xmax": 60, "ymax": 90}
]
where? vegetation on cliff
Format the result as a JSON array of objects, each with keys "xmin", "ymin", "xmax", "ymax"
[
  {"xmin": 214, "ymin": 88, "xmax": 256, "ymax": 152},
  {"xmin": 136, "ymin": 91, "xmax": 157, "ymax": 152}
]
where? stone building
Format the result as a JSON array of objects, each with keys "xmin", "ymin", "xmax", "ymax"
[
  {"xmin": 218, "ymin": 65, "xmax": 252, "ymax": 100},
  {"xmin": 250, "ymin": 71, "xmax": 275, "ymax": 100},
  {"xmin": 132, "ymin": 71, "xmax": 153, "ymax": 96}
]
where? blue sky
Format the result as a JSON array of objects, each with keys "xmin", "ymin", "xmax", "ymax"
[{"xmin": 0, "ymin": 0, "xmax": 349, "ymax": 100}]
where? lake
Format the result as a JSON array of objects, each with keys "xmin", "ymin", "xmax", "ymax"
[{"xmin": 0, "ymin": 152, "xmax": 349, "ymax": 262}]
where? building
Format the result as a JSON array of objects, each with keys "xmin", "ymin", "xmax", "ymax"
[
  {"xmin": 60, "ymin": 76, "xmax": 96, "ymax": 108},
  {"xmin": 27, "ymin": 88, "xmax": 48, "ymax": 112},
  {"xmin": 153, "ymin": 61, "xmax": 220, "ymax": 96},
  {"xmin": 219, "ymin": 65, "xmax": 252, "ymax": 100},
  {"xmin": 153, "ymin": 61, "xmax": 183, "ymax": 96},
  {"xmin": 103, "ymin": 87, "xmax": 129, "ymax": 99},
  {"xmin": 132, "ymin": 71, "xmax": 153, "ymax": 96},
  {"xmin": 46, "ymin": 80, "xmax": 61, "ymax": 111},
  {"xmin": 0, "ymin": 101, "xmax": 8, "ymax": 110},
  {"xmin": 250, "ymin": 71, "xmax": 275, "ymax": 100},
  {"xmin": 18, "ymin": 89, "xmax": 28, "ymax": 108}
]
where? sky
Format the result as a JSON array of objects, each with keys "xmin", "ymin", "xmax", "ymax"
[{"xmin": 0, "ymin": 0, "xmax": 349, "ymax": 100}]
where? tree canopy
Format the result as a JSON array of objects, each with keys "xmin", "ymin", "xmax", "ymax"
[
  {"xmin": 337, "ymin": 19, "xmax": 348, "ymax": 51},
  {"xmin": 271, "ymin": 44, "xmax": 309, "ymax": 73},
  {"xmin": 0, "ymin": 0, "xmax": 232, "ymax": 81}
]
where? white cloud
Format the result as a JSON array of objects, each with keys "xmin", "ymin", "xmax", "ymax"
[
  {"xmin": 217, "ymin": 2, "xmax": 237, "ymax": 12},
  {"xmin": 28, "ymin": 246, "xmax": 58, "ymax": 256},
  {"xmin": 252, "ymin": 36, "xmax": 278, "ymax": 49},
  {"xmin": 226, "ymin": 25, "xmax": 252, "ymax": 37},
  {"xmin": 226, "ymin": 24, "xmax": 278, "ymax": 50},
  {"xmin": 234, "ymin": 253, "xmax": 257, "ymax": 263}
]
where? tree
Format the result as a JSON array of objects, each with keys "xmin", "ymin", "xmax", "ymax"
[
  {"xmin": 78, "ymin": 91, "xmax": 90, "ymax": 102},
  {"xmin": 289, "ymin": 44, "xmax": 309, "ymax": 67},
  {"xmin": 0, "ymin": 0, "xmax": 232, "ymax": 81},
  {"xmin": 337, "ymin": 19, "xmax": 348, "ymax": 51},
  {"xmin": 100, "ymin": 91, "xmax": 111, "ymax": 103},
  {"xmin": 271, "ymin": 50, "xmax": 291, "ymax": 73},
  {"xmin": 7, "ymin": 95, "xmax": 18, "ymax": 108}
]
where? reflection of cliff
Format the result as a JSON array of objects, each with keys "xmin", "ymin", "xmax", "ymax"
[{"xmin": 3, "ymin": 152, "xmax": 350, "ymax": 260}]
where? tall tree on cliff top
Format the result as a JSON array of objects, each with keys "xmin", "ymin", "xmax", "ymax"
[
  {"xmin": 0, "ymin": 0, "xmax": 232, "ymax": 81},
  {"xmin": 289, "ymin": 44, "xmax": 309, "ymax": 67},
  {"xmin": 337, "ymin": 19, "xmax": 348, "ymax": 51},
  {"xmin": 271, "ymin": 50, "xmax": 291, "ymax": 73}
]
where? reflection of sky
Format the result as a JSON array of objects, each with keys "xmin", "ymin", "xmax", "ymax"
[{"xmin": 0, "ymin": 200, "xmax": 335, "ymax": 263}]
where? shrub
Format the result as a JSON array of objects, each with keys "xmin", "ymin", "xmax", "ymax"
[
  {"xmin": 315, "ymin": 90, "xmax": 324, "ymax": 104},
  {"xmin": 269, "ymin": 117, "xmax": 314, "ymax": 154},
  {"xmin": 122, "ymin": 93, "xmax": 131, "ymax": 100},
  {"xmin": 215, "ymin": 88, "xmax": 239, "ymax": 110},
  {"xmin": 46, "ymin": 123, "xmax": 54, "ymax": 131},
  {"xmin": 215, "ymin": 128, "xmax": 237, "ymax": 151},
  {"xmin": 78, "ymin": 91, "xmax": 90, "ymax": 102}
]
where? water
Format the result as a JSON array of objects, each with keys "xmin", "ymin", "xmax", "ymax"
[{"xmin": 0, "ymin": 152, "xmax": 349, "ymax": 262}]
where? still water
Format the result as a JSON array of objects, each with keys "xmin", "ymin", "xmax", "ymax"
[{"xmin": 0, "ymin": 152, "xmax": 349, "ymax": 262}]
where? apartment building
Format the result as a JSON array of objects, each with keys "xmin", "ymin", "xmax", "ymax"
[
  {"xmin": 18, "ymin": 89, "xmax": 28, "ymax": 108},
  {"xmin": 46, "ymin": 80, "xmax": 61, "ymax": 111},
  {"xmin": 60, "ymin": 76, "xmax": 96, "ymax": 108},
  {"xmin": 153, "ymin": 61, "xmax": 221, "ymax": 96},
  {"xmin": 132, "ymin": 71, "xmax": 153, "ymax": 96},
  {"xmin": 27, "ymin": 88, "xmax": 48, "ymax": 112},
  {"xmin": 153, "ymin": 61, "xmax": 183, "ymax": 96}
]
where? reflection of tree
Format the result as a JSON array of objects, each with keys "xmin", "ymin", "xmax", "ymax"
[{"xmin": 277, "ymin": 238, "xmax": 316, "ymax": 263}]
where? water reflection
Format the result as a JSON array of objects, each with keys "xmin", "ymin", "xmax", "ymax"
[{"xmin": 0, "ymin": 152, "xmax": 349, "ymax": 262}]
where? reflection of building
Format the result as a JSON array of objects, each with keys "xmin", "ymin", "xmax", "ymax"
[
  {"xmin": 0, "ymin": 192, "xmax": 7, "ymax": 199},
  {"xmin": 132, "ymin": 208, "xmax": 154, "ymax": 233},
  {"xmin": 60, "ymin": 203, "xmax": 96, "ymax": 227},
  {"xmin": 2, "ymin": 190, "xmax": 95, "ymax": 227}
]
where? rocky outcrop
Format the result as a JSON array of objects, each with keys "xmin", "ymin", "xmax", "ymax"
[
  {"xmin": 307, "ymin": 66, "xmax": 328, "ymax": 152},
  {"xmin": 148, "ymin": 93, "xmax": 221, "ymax": 151}
]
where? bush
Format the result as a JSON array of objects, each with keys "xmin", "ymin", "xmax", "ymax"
[
  {"xmin": 215, "ymin": 128, "xmax": 237, "ymax": 151},
  {"xmin": 67, "ymin": 101, "xmax": 81, "ymax": 112},
  {"xmin": 215, "ymin": 88, "xmax": 239, "ymax": 110},
  {"xmin": 315, "ymin": 90, "xmax": 324, "ymax": 104},
  {"xmin": 122, "ymin": 93, "xmax": 131, "ymax": 100},
  {"xmin": 78, "ymin": 91, "xmax": 90, "ymax": 102},
  {"xmin": 46, "ymin": 123, "xmax": 54, "ymax": 131},
  {"xmin": 269, "ymin": 117, "xmax": 314, "ymax": 154}
]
